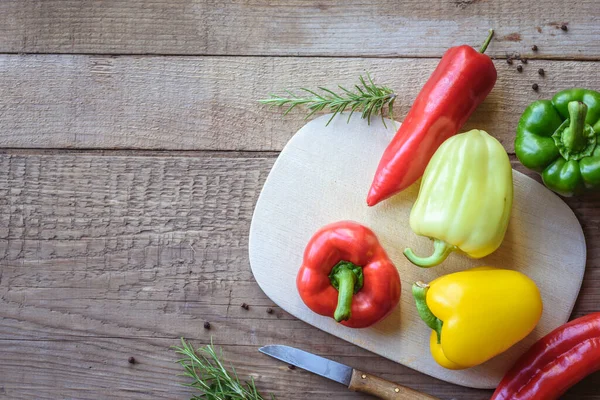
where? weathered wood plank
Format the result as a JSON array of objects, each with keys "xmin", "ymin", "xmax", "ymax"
[
  {"xmin": 0, "ymin": 338, "xmax": 492, "ymax": 400},
  {"xmin": 0, "ymin": 0, "xmax": 598, "ymax": 58},
  {"xmin": 0, "ymin": 338, "xmax": 597, "ymax": 399},
  {"xmin": 2, "ymin": 55, "xmax": 599, "ymax": 151},
  {"xmin": 0, "ymin": 154, "xmax": 598, "ymax": 399}
]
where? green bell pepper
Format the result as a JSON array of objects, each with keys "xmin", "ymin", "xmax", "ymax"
[{"xmin": 515, "ymin": 88, "xmax": 600, "ymax": 196}]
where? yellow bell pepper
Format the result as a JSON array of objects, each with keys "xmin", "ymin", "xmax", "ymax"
[
  {"xmin": 413, "ymin": 267, "xmax": 543, "ymax": 370},
  {"xmin": 404, "ymin": 129, "xmax": 513, "ymax": 267}
]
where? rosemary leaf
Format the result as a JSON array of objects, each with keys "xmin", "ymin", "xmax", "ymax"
[
  {"xmin": 260, "ymin": 73, "xmax": 396, "ymax": 127},
  {"xmin": 173, "ymin": 338, "xmax": 275, "ymax": 400}
]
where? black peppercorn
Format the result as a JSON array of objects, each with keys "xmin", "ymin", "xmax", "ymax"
[
  {"xmin": 288, "ymin": 364, "xmax": 296, "ymax": 370},
  {"xmin": 204, "ymin": 321, "xmax": 211, "ymax": 329},
  {"xmin": 506, "ymin": 58, "xmax": 513, "ymax": 65},
  {"xmin": 266, "ymin": 308, "xmax": 273, "ymax": 314},
  {"xmin": 128, "ymin": 357, "xmax": 136, "ymax": 364},
  {"xmin": 538, "ymin": 68, "xmax": 545, "ymax": 76},
  {"xmin": 521, "ymin": 58, "xmax": 528, "ymax": 64},
  {"xmin": 531, "ymin": 45, "xmax": 538, "ymax": 51},
  {"xmin": 561, "ymin": 24, "xmax": 568, "ymax": 31},
  {"xmin": 517, "ymin": 65, "xmax": 523, "ymax": 72},
  {"xmin": 241, "ymin": 303, "xmax": 249, "ymax": 310},
  {"xmin": 532, "ymin": 83, "xmax": 539, "ymax": 91}
]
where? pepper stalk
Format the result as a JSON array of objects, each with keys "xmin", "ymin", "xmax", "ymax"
[
  {"xmin": 552, "ymin": 101, "xmax": 597, "ymax": 161},
  {"xmin": 479, "ymin": 29, "xmax": 494, "ymax": 54},
  {"xmin": 565, "ymin": 102, "xmax": 588, "ymax": 151},
  {"xmin": 329, "ymin": 261, "xmax": 364, "ymax": 322},
  {"xmin": 404, "ymin": 239, "xmax": 457, "ymax": 268},
  {"xmin": 412, "ymin": 282, "xmax": 443, "ymax": 344}
]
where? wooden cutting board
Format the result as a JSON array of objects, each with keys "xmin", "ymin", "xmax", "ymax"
[{"xmin": 248, "ymin": 114, "xmax": 586, "ymax": 389}]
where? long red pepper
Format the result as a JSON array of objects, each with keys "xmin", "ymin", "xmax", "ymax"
[
  {"xmin": 492, "ymin": 312, "xmax": 600, "ymax": 400},
  {"xmin": 367, "ymin": 30, "xmax": 497, "ymax": 206}
]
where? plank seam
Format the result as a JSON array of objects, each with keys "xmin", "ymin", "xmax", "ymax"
[
  {"xmin": 0, "ymin": 148, "xmax": 518, "ymax": 157},
  {"xmin": 1, "ymin": 51, "xmax": 600, "ymax": 62}
]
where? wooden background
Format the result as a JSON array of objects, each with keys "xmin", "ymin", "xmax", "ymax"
[{"xmin": 0, "ymin": 1, "xmax": 598, "ymax": 399}]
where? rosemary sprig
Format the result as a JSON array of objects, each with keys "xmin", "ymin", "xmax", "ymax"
[
  {"xmin": 173, "ymin": 338, "xmax": 275, "ymax": 400},
  {"xmin": 260, "ymin": 73, "xmax": 396, "ymax": 127}
]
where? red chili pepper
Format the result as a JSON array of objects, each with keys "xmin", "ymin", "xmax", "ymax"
[
  {"xmin": 367, "ymin": 30, "xmax": 497, "ymax": 206},
  {"xmin": 296, "ymin": 221, "xmax": 401, "ymax": 328},
  {"xmin": 492, "ymin": 312, "xmax": 600, "ymax": 400}
]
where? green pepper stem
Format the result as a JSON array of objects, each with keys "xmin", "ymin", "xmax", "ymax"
[
  {"xmin": 329, "ymin": 261, "xmax": 364, "ymax": 322},
  {"xmin": 404, "ymin": 239, "xmax": 456, "ymax": 268},
  {"xmin": 564, "ymin": 101, "xmax": 589, "ymax": 153},
  {"xmin": 412, "ymin": 282, "xmax": 443, "ymax": 344},
  {"xmin": 479, "ymin": 29, "xmax": 494, "ymax": 54}
]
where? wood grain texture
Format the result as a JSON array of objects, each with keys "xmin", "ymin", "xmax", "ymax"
[
  {"xmin": 0, "ymin": 0, "xmax": 598, "ymax": 58},
  {"xmin": 0, "ymin": 153, "xmax": 598, "ymax": 398},
  {"xmin": 349, "ymin": 369, "xmax": 440, "ymax": 399},
  {"xmin": 2, "ymin": 2, "xmax": 600, "ymax": 399},
  {"xmin": 0, "ymin": 338, "xmax": 477, "ymax": 400},
  {"xmin": 2, "ymin": 54, "xmax": 599, "ymax": 151}
]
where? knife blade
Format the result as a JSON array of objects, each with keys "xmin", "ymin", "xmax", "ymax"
[
  {"xmin": 259, "ymin": 345, "xmax": 439, "ymax": 400},
  {"xmin": 259, "ymin": 344, "xmax": 353, "ymax": 385}
]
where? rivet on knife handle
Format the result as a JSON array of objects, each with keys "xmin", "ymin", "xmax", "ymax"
[{"xmin": 348, "ymin": 369, "xmax": 439, "ymax": 400}]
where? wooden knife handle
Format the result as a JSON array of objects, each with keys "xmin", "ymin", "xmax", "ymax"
[{"xmin": 348, "ymin": 369, "xmax": 439, "ymax": 400}]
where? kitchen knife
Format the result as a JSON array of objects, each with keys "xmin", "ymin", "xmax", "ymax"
[{"xmin": 259, "ymin": 345, "xmax": 439, "ymax": 399}]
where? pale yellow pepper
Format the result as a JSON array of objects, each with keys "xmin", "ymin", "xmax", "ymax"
[
  {"xmin": 413, "ymin": 267, "xmax": 543, "ymax": 369},
  {"xmin": 404, "ymin": 129, "xmax": 513, "ymax": 267}
]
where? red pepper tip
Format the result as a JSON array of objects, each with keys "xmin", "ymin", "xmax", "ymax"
[
  {"xmin": 366, "ymin": 193, "xmax": 378, "ymax": 207},
  {"xmin": 367, "ymin": 186, "xmax": 387, "ymax": 206}
]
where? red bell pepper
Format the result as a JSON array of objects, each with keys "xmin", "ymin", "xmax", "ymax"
[
  {"xmin": 367, "ymin": 30, "xmax": 497, "ymax": 206},
  {"xmin": 296, "ymin": 221, "xmax": 401, "ymax": 328},
  {"xmin": 492, "ymin": 312, "xmax": 600, "ymax": 400}
]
